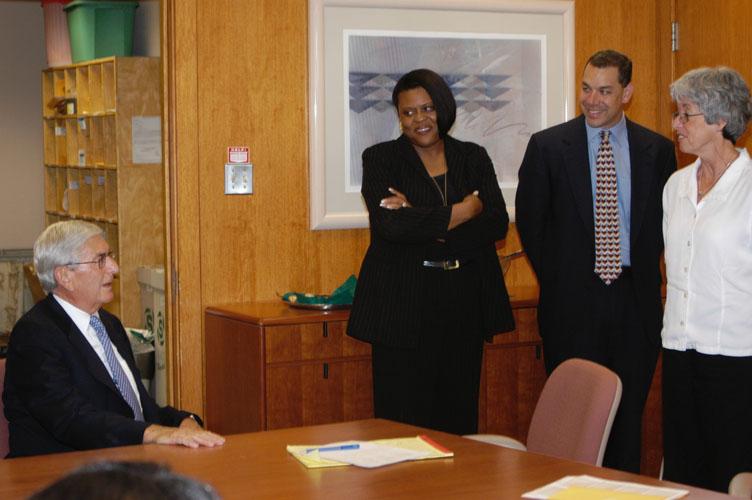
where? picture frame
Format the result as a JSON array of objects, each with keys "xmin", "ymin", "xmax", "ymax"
[{"xmin": 309, "ymin": 0, "xmax": 575, "ymax": 229}]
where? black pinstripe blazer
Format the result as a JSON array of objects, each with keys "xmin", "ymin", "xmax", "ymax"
[{"xmin": 346, "ymin": 135, "xmax": 515, "ymax": 348}]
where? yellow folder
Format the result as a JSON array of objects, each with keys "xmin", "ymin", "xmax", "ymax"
[{"xmin": 286, "ymin": 434, "xmax": 453, "ymax": 469}]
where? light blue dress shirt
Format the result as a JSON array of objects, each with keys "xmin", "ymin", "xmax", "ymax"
[{"xmin": 586, "ymin": 113, "xmax": 631, "ymax": 266}]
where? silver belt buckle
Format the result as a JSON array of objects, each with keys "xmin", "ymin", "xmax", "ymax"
[{"xmin": 443, "ymin": 259, "xmax": 460, "ymax": 270}]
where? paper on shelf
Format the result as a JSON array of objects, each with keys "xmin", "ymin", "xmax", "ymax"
[
  {"xmin": 522, "ymin": 475, "xmax": 689, "ymax": 500},
  {"xmin": 132, "ymin": 116, "xmax": 162, "ymax": 164}
]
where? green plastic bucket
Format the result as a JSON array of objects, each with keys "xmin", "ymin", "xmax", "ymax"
[{"xmin": 64, "ymin": 0, "xmax": 139, "ymax": 62}]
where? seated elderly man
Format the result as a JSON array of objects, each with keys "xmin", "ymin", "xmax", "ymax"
[{"xmin": 2, "ymin": 221, "xmax": 224, "ymax": 457}]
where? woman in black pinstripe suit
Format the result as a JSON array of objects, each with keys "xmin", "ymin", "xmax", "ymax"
[{"xmin": 347, "ymin": 69, "xmax": 515, "ymax": 434}]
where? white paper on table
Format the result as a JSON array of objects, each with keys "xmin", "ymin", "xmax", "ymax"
[
  {"xmin": 522, "ymin": 475, "xmax": 689, "ymax": 499},
  {"xmin": 319, "ymin": 442, "xmax": 430, "ymax": 468}
]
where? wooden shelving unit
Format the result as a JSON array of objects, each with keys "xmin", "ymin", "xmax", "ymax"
[{"xmin": 42, "ymin": 57, "xmax": 164, "ymax": 327}]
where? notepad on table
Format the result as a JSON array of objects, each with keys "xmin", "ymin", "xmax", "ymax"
[
  {"xmin": 286, "ymin": 434, "xmax": 453, "ymax": 469},
  {"xmin": 522, "ymin": 475, "xmax": 689, "ymax": 500}
]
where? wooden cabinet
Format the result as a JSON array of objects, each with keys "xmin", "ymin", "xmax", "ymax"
[
  {"xmin": 204, "ymin": 294, "xmax": 545, "ymax": 438},
  {"xmin": 41, "ymin": 57, "xmax": 164, "ymax": 327},
  {"xmin": 204, "ymin": 303, "xmax": 373, "ymax": 435}
]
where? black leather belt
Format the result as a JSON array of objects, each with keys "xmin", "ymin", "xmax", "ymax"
[{"xmin": 422, "ymin": 259, "xmax": 467, "ymax": 270}]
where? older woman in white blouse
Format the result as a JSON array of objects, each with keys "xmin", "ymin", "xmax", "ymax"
[{"xmin": 662, "ymin": 66, "xmax": 752, "ymax": 493}]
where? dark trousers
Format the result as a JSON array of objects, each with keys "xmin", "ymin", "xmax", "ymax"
[
  {"xmin": 372, "ymin": 336, "xmax": 484, "ymax": 435},
  {"xmin": 662, "ymin": 348, "xmax": 752, "ymax": 492},
  {"xmin": 371, "ymin": 263, "xmax": 485, "ymax": 435},
  {"xmin": 541, "ymin": 269, "xmax": 658, "ymax": 473}
]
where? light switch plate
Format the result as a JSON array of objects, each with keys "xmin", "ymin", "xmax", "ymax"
[{"xmin": 224, "ymin": 163, "xmax": 253, "ymax": 194}]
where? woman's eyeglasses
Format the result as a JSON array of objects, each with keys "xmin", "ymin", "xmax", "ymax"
[
  {"xmin": 66, "ymin": 251, "xmax": 116, "ymax": 269},
  {"xmin": 672, "ymin": 111, "xmax": 704, "ymax": 124}
]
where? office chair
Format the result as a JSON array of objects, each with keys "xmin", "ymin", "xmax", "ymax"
[
  {"xmin": 729, "ymin": 472, "xmax": 752, "ymax": 497},
  {"xmin": 466, "ymin": 358, "xmax": 622, "ymax": 466},
  {"xmin": 23, "ymin": 264, "xmax": 46, "ymax": 304},
  {"xmin": 0, "ymin": 358, "xmax": 8, "ymax": 458}
]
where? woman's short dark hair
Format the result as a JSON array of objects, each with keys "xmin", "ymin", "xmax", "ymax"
[{"xmin": 391, "ymin": 68, "xmax": 457, "ymax": 137}]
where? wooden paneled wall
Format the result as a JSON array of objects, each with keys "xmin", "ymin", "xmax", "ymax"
[
  {"xmin": 575, "ymin": 0, "xmax": 674, "ymax": 136},
  {"xmin": 164, "ymin": 0, "xmax": 673, "ymax": 415}
]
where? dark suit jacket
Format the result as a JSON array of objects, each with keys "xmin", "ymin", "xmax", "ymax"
[
  {"xmin": 347, "ymin": 135, "xmax": 515, "ymax": 348},
  {"xmin": 2, "ymin": 294, "xmax": 195, "ymax": 458},
  {"xmin": 515, "ymin": 115, "xmax": 676, "ymax": 347}
]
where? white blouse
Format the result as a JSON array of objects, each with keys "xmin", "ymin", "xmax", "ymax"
[{"xmin": 662, "ymin": 148, "xmax": 752, "ymax": 356}]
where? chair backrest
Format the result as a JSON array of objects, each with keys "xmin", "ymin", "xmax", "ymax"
[
  {"xmin": 729, "ymin": 472, "xmax": 752, "ymax": 497},
  {"xmin": 0, "ymin": 358, "xmax": 9, "ymax": 458},
  {"xmin": 525, "ymin": 358, "xmax": 622, "ymax": 466},
  {"xmin": 23, "ymin": 263, "xmax": 47, "ymax": 304}
]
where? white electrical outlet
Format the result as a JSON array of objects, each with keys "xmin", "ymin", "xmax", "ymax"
[{"xmin": 224, "ymin": 163, "xmax": 253, "ymax": 194}]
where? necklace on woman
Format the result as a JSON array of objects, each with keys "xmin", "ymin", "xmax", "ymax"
[
  {"xmin": 697, "ymin": 151, "xmax": 739, "ymax": 199},
  {"xmin": 430, "ymin": 172, "xmax": 448, "ymax": 206}
]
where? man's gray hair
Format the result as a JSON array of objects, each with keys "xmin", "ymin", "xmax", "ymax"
[
  {"xmin": 34, "ymin": 221, "xmax": 104, "ymax": 293},
  {"xmin": 670, "ymin": 66, "xmax": 752, "ymax": 143}
]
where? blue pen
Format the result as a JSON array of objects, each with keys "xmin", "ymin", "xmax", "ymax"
[{"xmin": 305, "ymin": 443, "xmax": 360, "ymax": 454}]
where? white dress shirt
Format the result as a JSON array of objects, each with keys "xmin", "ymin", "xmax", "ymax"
[
  {"xmin": 53, "ymin": 294, "xmax": 143, "ymax": 408},
  {"xmin": 662, "ymin": 148, "xmax": 752, "ymax": 356}
]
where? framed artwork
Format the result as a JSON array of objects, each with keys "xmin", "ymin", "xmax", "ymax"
[{"xmin": 309, "ymin": 0, "xmax": 575, "ymax": 229}]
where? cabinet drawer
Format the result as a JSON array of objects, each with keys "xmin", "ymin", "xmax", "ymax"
[
  {"xmin": 265, "ymin": 359, "xmax": 374, "ymax": 429},
  {"xmin": 265, "ymin": 320, "xmax": 370, "ymax": 363}
]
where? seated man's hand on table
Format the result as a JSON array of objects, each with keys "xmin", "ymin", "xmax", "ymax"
[{"xmin": 143, "ymin": 417, "xmax": 225, "ymax": 449}]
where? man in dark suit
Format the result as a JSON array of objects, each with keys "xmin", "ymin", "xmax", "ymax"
[
  {"xmin": 3, "ymin": 221, "xmax": 224, "ymax": 457},
  {"xmin": 515, "ymin": 50, "xmax": 676, "ymax": 472}
]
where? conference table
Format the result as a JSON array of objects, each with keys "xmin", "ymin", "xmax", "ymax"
[{"xmin": 0, "ymin": 419, "xmax": 733, "ymax": 499}]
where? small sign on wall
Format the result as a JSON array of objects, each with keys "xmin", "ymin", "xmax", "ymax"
[
  {"xmin": 227, "ymin": 146, "xmax": 250, "ymax": 164},
  {"xmin": 225, "ymin": 147, "xmax": 252, "ymax": 194}
]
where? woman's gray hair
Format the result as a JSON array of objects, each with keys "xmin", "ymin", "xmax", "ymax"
[
  {"xmin": 670, "ymin": 66, "xmax": 752, "ymax": 143},
  {"xmin": 33, "ymin": 220, "xmax": 104, "ymax": 292}
]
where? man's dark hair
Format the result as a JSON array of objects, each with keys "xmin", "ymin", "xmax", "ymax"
[
  {"xmin": 29, "ymin": 461, "xmax": 220, "ymax": 500},
  {"xmin": 391, "ymin": 68, "xmax": 457, "ymax": 138},
  {"xmin": 586, "ymin": 49, "xmax": 633, "ymax": 87}
]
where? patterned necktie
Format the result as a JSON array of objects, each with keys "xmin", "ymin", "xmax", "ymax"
[
  {"xmin": 594, "ymin": 130, "xmax": 621, "ymax": 285},
  {"xmin": 89, "ymin": 315, "xmax": 144, "ymax": 421}
]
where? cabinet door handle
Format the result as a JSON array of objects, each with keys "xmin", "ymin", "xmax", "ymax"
[
  {"xmin": 323, "ymin": 322, "xmax": 328, "ymax": 338},
  {"xmin": 323, "ymin": 363, "xmax": 329, "ymax": 379},
  {"xmin": 535, "ymin": 344, "xmax": 542, "ymax": 360}
]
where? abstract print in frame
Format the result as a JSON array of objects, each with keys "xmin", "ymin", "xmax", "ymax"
[{"xmin": 309, "ymin": 0, "xmax": 574, "ymax": 229}]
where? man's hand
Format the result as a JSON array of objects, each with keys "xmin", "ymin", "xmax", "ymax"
[{"xmin": 143, "ymin": 418, "xmax": 225, "ymax": 449}]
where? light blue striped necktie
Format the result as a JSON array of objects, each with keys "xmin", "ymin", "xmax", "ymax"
[{"xmin": 89, "ymin": 314, "xmax": 144, "ymax": 421}]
